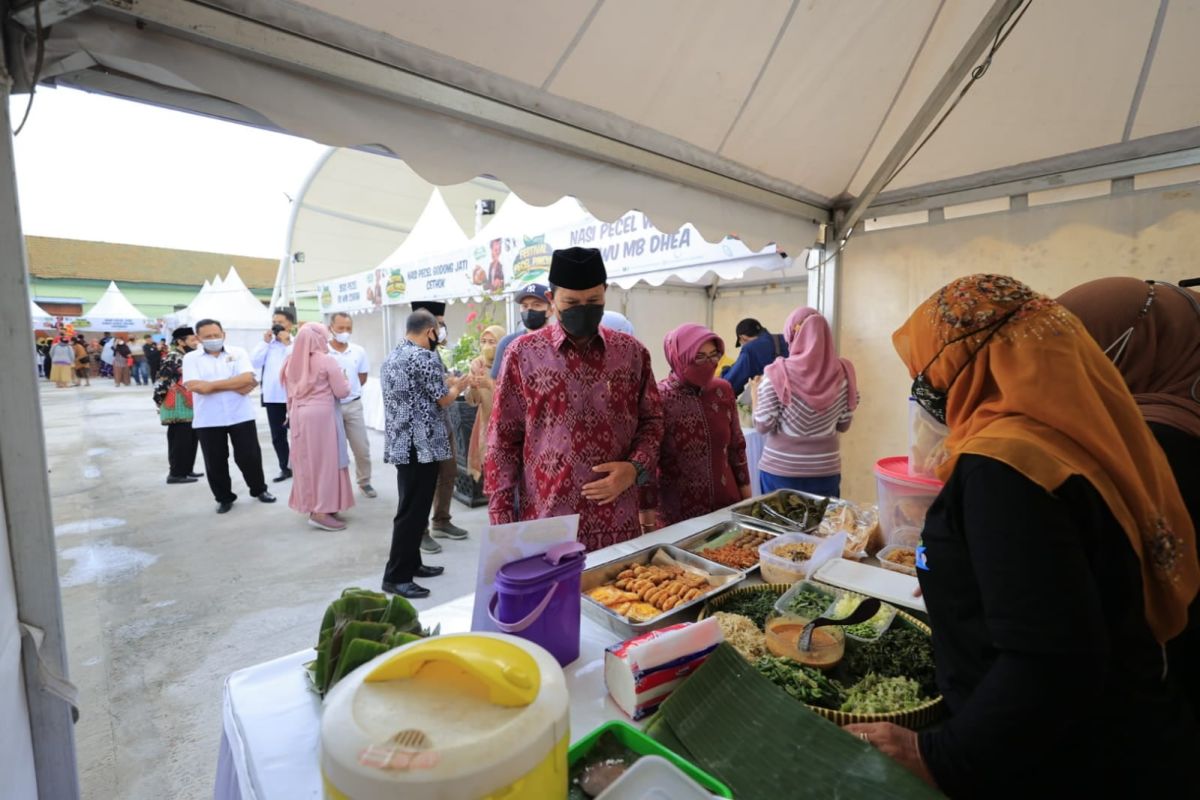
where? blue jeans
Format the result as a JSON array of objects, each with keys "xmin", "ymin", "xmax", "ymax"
[
  {"xmin": 132, "ymin": 359, "xmax": 150, "ymax": 385},
  {"xmin": 759, "ymin": 470, "xmax": 841, "ymax": 498}
]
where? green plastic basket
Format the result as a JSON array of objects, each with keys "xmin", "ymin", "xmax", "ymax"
[{"xmin": 569, "ymin": 719, "xmax": 734, "ymax": 798}]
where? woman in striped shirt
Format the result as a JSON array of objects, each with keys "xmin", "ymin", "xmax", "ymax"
[{"xmin": 754, "ymin": 307, "xmax": 858, "ymax": 497}]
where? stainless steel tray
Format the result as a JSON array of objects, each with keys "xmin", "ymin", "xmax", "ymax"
[
  {"xmin": 580, "ymin": 543, "xmax": 745, "ymax": 638},
  {"xmin": 673, "ymin": 521, "xmax": 777, "ymax": 573},
  {"xmin": 730, "ymin": 489, "xmax": 831, "ymax": 535}
]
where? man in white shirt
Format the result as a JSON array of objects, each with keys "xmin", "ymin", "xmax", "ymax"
[
  {"xmin": 250, "ymin": 307, "xmax": 295, "ymax": 483},
  {"xmin": 327, "ymin": 312, "xmax": 376, "ymax": 498},
  {"xmin": 184, "ymin": 318, "xmax": 276, "ymax": 514}
]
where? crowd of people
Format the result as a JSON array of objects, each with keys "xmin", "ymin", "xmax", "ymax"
[{"xmin": 36, "ymin": 331, "xmax": 167, "ymax": 388}]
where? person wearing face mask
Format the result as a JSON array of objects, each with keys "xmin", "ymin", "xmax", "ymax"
[
  {"xmin": 464, "ymin": 325, "xmax": 506, "ymax": 481},
  {"xmin": 153, "ymin": 326, "xmax": 205, "ymax": 484},
  {"xmin": 327, "ymin": 312, "xmax": 376, "ymax": 499},
  {"xmin": 411, "ymin": 300, "xmax": 469, "ymax": 550},
  {"xmin": 487, "ymin": 247, "xmax": 663, "ymax": 551},
  {"xmin": 490, "ymin": 283, "xmax": 554, "ymax": 382},
  {"xmin": 183, "ymin": 319, "xmax": 275, "ymax": 514},
  {"xmin": 1058, "ymin": 276, "xmax": 1200, "ymax": 716},
  {"xmin": 847, "ymin": 274, "xmax": 1199, "ymax": 797},
  {"xmin": 380, "ymin": 309, "xmax": 470, "ymax": 598},
  {"xmin": 251, "ymin": 308, "xmax": 296, "ymax": 483},
  {"xmin": 753, "ymin": 307, "xmax": 858, "ymax": 497},
  {"xmin": 639, "ymin": 324, "xmax": 750, "ymax": 531}
]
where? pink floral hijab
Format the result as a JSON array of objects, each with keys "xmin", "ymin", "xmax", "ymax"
[{"xmin": 763, "ymin": 307, "xmax": 858, "ymax": 411}]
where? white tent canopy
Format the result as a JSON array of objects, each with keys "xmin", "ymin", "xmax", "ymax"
[
  {"xmin": 316, "ymin": 190, "xmax": 790, "ymax": 315},
  {"xmin": 77, "ymin": 281, "xmax": 152, "ymax": 333},
  {"xmin": 173, "ymin": 267, "xmax": 271, "ymax": 352},
  {"xmin": 29, "ymin": 300, "xmax": 55, "ymax": 330},
  {"xmin": 36, "ymin": 1, "xmax": 1200, "ymax": 254}
]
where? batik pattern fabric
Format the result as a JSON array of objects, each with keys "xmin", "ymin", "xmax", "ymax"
[
  {"xmin": 381, "ymin": 340, "xmax": 450, "ymax": 465},
  {"xmin": 642, "ymin": 374, "xmax": 749, "ymax": 527},
  {"xmin": 486, "ymin": 324, "xmax": 663, "ymax": 551}
]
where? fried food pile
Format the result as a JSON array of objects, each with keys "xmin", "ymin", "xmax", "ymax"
[{"xmin": 586, "ymin": 563, "xmax": 710, "ymax": 622}]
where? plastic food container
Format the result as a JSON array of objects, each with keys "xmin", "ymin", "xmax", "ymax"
[
  {"xmin": 568, "ymin": 720, "xmax": 733, "ymax": 798},
  {"xmin": 320, "ymin": 633, "xmax": 569, "ymax": 800},
  {"xmin": 758, "ymin": 531, "xmax": 827, "ymax": 585},
  {"xmin": 877, "ymin": 544, "xmax": 918, "ymax": 577},
  {"xmin": 874, "ymin": 456, "xmax": 943, "ymax": 547},
  {"xmin": 773, "ymin": 579, "xmax": 843, "ymax": 619},
  {"xmin": 821, "ymin": 593, "xmax": 898, "ymax": 643},
  {"xmin": 908, "ymin": 398, "xmax": 950, "ymax": 478},
  {"xmin": 597, "ymin": 755, "xmax": 713, "ymax": 800}
]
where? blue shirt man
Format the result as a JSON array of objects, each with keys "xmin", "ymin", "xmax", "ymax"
[{"xmin": 720, "ymin": 318, "xmax": 788, "ymax": 397}]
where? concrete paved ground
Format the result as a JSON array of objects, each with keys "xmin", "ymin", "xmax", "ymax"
[{"xmin": 42, "ymin": 379, "xmax": 487, "ymax": 799}]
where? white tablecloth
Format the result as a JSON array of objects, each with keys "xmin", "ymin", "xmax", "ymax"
[
  {"xmin": 743, "ymin": 427, "xmax": 764, "ymax": 492},
  {"xmin": 215, "ymin": 509, "xmax": 733, "ymax": 800}
]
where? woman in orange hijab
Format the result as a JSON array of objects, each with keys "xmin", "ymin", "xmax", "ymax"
[{"xmin": 847, "ymin": 275, "xmax": 1198, "ymax": 797}]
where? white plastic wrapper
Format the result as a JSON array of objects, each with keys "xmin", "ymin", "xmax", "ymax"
[{"xmin": 908, "ymin": 398, "xmax": 949, "ymax": 478}]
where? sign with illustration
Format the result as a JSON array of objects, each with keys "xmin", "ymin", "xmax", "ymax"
[{"xmin": 318, "ymin": 203, "xmax": 779, "ymax": 312}]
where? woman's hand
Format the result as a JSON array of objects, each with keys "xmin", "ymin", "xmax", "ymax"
[{"xmin": 842, "ymin": 723, "xmax": 937, "ymax": 788}]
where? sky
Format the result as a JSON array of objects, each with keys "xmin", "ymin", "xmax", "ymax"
[{"xmin": 9, "ymin": 87, "xmax": 328, "ymax": 258}]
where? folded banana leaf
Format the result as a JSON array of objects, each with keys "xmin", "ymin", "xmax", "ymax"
[
  {"xmin": 645, "ymin": 644, "xmax": 943, "ymax": 799},
  {"xmin": 307, "ymin": 588, "xmax": 431, "ymax": 696}
]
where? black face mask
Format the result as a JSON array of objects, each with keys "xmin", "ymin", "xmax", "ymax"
[
  {"xmin": 911, "ymin": 306, "xmax": 1025, "ymax": 425},
  {"xmin": 559, "ymin": 303, "xmax": 604, "ymax": 338},
  {"xmin": 521, "ymin": 309, "xmax": 548, "ymax": 331},
  {"xmin": 427, "ymin": 333, "xmax": 439, "ymax": 351}
]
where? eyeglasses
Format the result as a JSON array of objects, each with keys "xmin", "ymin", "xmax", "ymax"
[{"xmin": 693, "ymin": 351, "xmax": 721, "ymax": 364}]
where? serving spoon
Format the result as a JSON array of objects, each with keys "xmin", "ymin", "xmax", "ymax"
[{"xmin": 799, "ymin": 597, "xmax": 883, "ymax": 651}]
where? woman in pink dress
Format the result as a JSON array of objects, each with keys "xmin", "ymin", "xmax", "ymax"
[{"xmin": 281, "ymin": 323, "xmax": 355, "ymax": 530}]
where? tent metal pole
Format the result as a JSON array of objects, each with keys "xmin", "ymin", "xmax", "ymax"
[
  {"xmin": 837, "ymin": 0, "xmax": 1025, "ymax": 241},
  {"xmin": 0, "ymin": 67, "xmax": 81, "ymax": 800}
]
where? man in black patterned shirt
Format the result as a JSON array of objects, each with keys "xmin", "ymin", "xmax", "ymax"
[{"xmin": 380, "ymin": 310, "xmax": 469, "ymax": 599}]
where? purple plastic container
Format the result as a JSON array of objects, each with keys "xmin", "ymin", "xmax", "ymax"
[{"xmin": 488, "ymin": 541, "xmax": 587, "ymax": 666}]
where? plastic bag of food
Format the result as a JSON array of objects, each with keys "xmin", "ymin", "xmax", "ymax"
[
  {"xmin": 816, "ymin": 500, "xmax": 878, "ymax": 560},
  {"xmin": 909, "ymin": 398, "xmax": 949, "ymax": 479}
]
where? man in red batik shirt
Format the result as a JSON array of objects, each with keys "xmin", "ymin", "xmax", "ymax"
[{"xmin": 485, "ymin": 247, "xmax": 663, "ymax": 551}]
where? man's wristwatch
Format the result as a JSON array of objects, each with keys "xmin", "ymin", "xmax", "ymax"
[{"xmin": 630, "ymin": 460, "xmax": 650, "ymax": 487}]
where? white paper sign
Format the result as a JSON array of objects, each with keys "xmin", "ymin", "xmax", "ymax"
[{"xmin": 470, "ymin": 514, "xmax": 580, "ymax": 634}]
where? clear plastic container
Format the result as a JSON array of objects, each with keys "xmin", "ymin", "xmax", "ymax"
[
  {"xmin": 877, "ymin": 544, "xmax": 918, "ymax": 577},
  {"xmin": 773, "ymin": 579, "xmax": 843, "ymax": 619},
  {"xmin": 821, "ymin": 592, "xmax": 898, "ymax": 643},
  {"xmin": 596, "ymin": 755, "xmax": 714, "ymax": 800},
  {"xmin": 908, "ymin": 398, "xmax": 950, "ymax": 479},
  {"xmin": 757, "ymin": 531, "xmax": 827, "ymax": 585},
  {"xmin": 874, "ymin": 456, "xmax": 943, "ymax": 547}
]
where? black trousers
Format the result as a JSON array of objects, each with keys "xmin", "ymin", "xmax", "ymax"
[
  {"xmin": 385, "ymin": 452, "xmax": 439, "ymax": 584},
  {"xmin": 165, "ymin": 423, "xmax": 198, "ymax": 478},
  {"xmin": 196, "ymin": 420, "xmax": 267, "ymax": 504},
  {"xmin": 263, "ymin": 401, "xmax": 290, "ymax": 472}
]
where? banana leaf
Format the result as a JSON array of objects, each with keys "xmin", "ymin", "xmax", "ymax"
[
  {"xmin": 646, "ymin": 644, "xmax": 943, "ymax": 799},
  {"xmin": 381, "ymin": 596, "xmax": 420, "ymax": 633},
  {"xmin": 332, "ymin": 639, "xmax": 392, "ymax": 686}
]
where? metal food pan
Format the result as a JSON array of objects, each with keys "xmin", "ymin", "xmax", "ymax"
[
  {"xmin": 673, "ymin": 521, "xmax": 778, "ymax": 573},
  {"xmin": 730, "ymin": 489, "xmax": 831, "ymax": 535},
  {"xmin": 581, "ymin": 543, "xmax": 745, "ymax": 638}
]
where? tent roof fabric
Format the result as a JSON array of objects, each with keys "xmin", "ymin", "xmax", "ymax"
[
  {"xmin": 26, "ymin": 236, "xmax": 278, "ymax": 288},
  {"xmin": 36, "ymin": 0, "xmax": 1200, "ymax": 251},
  {"xmin": 82, "ymin": 281, "xmax": 151, "ymax": 325}
]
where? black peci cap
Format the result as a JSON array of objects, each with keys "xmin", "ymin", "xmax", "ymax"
[{"xmin": 548, "ymin": 247, "xmax": 607, "ymax": 291}]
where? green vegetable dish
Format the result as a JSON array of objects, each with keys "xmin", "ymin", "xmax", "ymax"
[
  {"xmin": 717, "ymin": 589, "xmax": 783, "ymax": 630},
  {"xmin": 840, "ymin": 674, "xmax": 924, "ymax": 714},
  {"xmin": 743, "ymin": 491, "xmax": 830, "ymax": 530},
  {"xmin": 755, "ymin": 655, "xmax": 846, "ymax": 710},
  {"xmin": 785, "ymin": 588, "xmax": 833, "ymax": 619}
]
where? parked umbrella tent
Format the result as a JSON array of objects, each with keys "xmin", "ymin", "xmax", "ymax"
[{"xmin": 75, "ymin": 281, "xmax": 153, "ymax": 333}]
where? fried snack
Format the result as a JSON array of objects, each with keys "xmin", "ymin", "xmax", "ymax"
[{"xmin": 587, "ymin": 559, "xmax": 719, "ymax": 621}]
